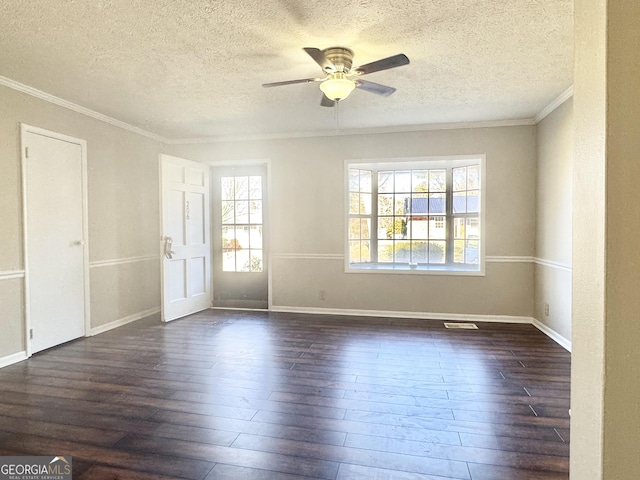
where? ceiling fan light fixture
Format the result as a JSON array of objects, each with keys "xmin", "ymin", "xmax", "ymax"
[{"xmin": 319, "ymin": 72, "xmax": 356, "ymax": 102}]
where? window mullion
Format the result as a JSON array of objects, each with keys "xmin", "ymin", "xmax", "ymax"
[
  {"xmin": 445, "ymin": 167, "xmax": 454, "ymax": 265},
  {"xmin": 371, "ymin": 169, "xmax": 379, "ymax": 262}
]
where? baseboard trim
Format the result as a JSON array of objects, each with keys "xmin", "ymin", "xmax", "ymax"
[
  {"xmin": 0, "ymin": 351, "xmax": 28, "ymax": 368},
  {"xmin": 210, "ymin": 307, "xmax": 269, "ymax": 312},
  {"xmin": 89, "ymin": 307, "xmax": 160, "ymax": 336},
  {"xmin": 270, "ymin": 306, "xmax": 571, "ymax": 351},
  {"xmin": 270, "ymin": 305, "xmax": 532, "ymax": 324},
  {"xmin": 532, "ymin": 317, "xmax": 572, "ymax": 352}
]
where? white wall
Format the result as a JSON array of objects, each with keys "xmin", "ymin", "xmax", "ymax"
[
  {"xmin": 169, "ymin": 125, "xmax": 537, "ymax": 319},
  {"xmin": 535, "ymin": 98, "xmax": 573, "ymax": 344}
]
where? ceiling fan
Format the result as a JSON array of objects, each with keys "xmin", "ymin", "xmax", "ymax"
[{"xmin": 262, "ymin": 47, "xmax": 410, "ymax": 107}]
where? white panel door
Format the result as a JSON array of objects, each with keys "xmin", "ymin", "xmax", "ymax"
[
  {"xmin": 160, "ymin": 154, "xmax": 211, "ymax": 321},
  {"xmin": 23, "ymin": 128, "xmax": 88, "ymax": 353}
]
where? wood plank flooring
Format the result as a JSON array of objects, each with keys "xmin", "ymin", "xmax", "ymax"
[{"xmin": 0, "ymin": 310, "xmax": 571, "ymax": 479}]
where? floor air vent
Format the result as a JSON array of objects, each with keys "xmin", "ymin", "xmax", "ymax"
[{"xmin": 444, "ymin": 322, "xmax": 478, "ymax": 329}]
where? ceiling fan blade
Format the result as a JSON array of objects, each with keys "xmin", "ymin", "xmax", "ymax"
[
  {"xmin": 355, "ymin": 79, "xmax": 396, "ymax": 96},
  {"xmin": 304, "ymin": 47, "xmax": 335, "ymax": 72},
  {"xmin": 353, "ymin": 53, "xmax": 410, "ymax": 76},
  {"xmin": 320, "ymin": 94, "xmax": 335, "ymax": 107},
  {"xmin": 262, "ymin": 78, "xmax": 320, "ymax": 88}
]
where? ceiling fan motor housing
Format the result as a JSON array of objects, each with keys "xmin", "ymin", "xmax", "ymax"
[{"xmin": 323, "ymin": 47, "xmax": 354, "ymax": 73}]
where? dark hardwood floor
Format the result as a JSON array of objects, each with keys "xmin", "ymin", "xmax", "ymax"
[{"xmin": 0, "ymin": 310, "xmax": 571, "ymax": 479}]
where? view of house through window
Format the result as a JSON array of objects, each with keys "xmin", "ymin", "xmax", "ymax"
[
  {"xmin": 347, "ymin": 156, "xmax": 483, "ymax": 272},
  {"xmin": 221, "ymin": 175, "xmax": 264, "ymax": 272}
]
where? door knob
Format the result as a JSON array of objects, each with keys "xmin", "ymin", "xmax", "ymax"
[
  {"xmin": 164, "ymin": 236, "xmax": 175, "ymax": 259},
  {"xmin": 73, "ymin": 240, "xmax": 85, "ymax": 246}
]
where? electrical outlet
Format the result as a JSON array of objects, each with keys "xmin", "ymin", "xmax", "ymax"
[
  {"xmin": 319, "ymin": 290, "xmax": 326, "ymax": 301},
  {"xmin": 544, "ymin": 303, "xmax": 550, "ymax": 316}
]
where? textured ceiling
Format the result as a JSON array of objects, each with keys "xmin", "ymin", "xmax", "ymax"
[{"xmin": 0, "ymin": 0, "xmax": 573, "ymax": 140}]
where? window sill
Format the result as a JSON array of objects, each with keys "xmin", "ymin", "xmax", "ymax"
[{"xmin": 346, "ymin": 263, "xmax": 485, "ymax": 276}]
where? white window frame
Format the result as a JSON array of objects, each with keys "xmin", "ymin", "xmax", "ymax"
[{"xmin": 344, "ymin": 155, "xmax": 486, "ymax": 276}]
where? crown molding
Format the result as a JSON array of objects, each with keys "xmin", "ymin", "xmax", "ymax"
[
  {"xmin": 0, "ymin": 75, "xmax": 167, "ymax": 143},
  {"xmin": 166, "ymin": 118, "xmax": 537, "ymax": 144},
  {"xmin": 3, "ymin": 74, "xmax": 567, "ymax": 144},
  {"xmin": 535, "ymin": 85, "xmax": 574, "ymax": 123}
]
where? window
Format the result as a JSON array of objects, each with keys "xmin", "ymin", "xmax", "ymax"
[
  {"xmin": 220, "ymin": 175, "xmax": 264, "ymax": 272},
  {"xmin": 346, "ymin": 156, "xmax": 484, "ymax": 274}
]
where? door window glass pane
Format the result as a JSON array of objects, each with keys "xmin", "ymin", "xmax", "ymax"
[{"xmin": 220, "ymin": 176, "xmax": 264, "ymax": 272}]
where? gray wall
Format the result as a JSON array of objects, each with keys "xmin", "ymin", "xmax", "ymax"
[
  {"xmin": 0, "ymin": 83, "xmax": 546, "ymax": 365},
  {"xmin": 534, "ymin": 98, "xmax": 573, "ymax": 343},
  {"xmin": 0, "ymin": 84, "xmax": 161, "ymax": 360},
  {"xmin": 169, "ymin": 125, "xmax": 537, "ymax": 319}
]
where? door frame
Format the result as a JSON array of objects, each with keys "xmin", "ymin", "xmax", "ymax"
[
  {"xmin": 204, "ymin": 158, "xmax": 272, "ymax": 310},
  {"xmin": 20, "ymin": 124, "xmax": 91, "ymax": 357}
]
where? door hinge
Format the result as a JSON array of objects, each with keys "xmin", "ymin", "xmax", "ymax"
[
  {"xmin": 29, "ymin": 329, "xmax": 33, "ymax": 339},
  {"xmin": 25, "ymin": 147, "xmax": 29, "ymax": 159}
]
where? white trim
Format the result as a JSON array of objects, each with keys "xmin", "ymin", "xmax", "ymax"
[
  {"xmin": 272, "ymin": 254, "xmax": 542, "ymax": 264},
  {"xmin": 2, "ymin": 74, "xmax": 543, "ymax": 145},
  {"xmin": 532, "ymin": 317, "xmax": 572, "ymax": 352},
  {"xmin": 210, "ymin": 307, "xmax": 269, "ymax": 312},
  {"xmin": 1, "ymin": 76, "xmax": 165, "ymax": 142},
  {"xmin": 535, "ymin": 86, "xmax": 574, "ymax": 123},
  {"xmin": 272, "ymin": 253, "xmax": 344, "ymax": 261},
  {"xmin": 344, "ymin": 155, "xmax": 487, "ymax": 277},
  {"xmin": 0, "ymin": 270, "xmax": 25, "ymax": 280},
  {"xmin": 344, "ymin": 266, "xmax": 485, "ymax": 276},
  {"xmin": 0, "ymin": 351, "xmax": 29, "ymax": 368},
  {"xmin": 89, "ymin": 307, "xmax": 160, "ymax": 336},
  {"xmin": 270, "ymin": 305, "xmax": 533, "ymax": 324},
  {"xmin": 168, "ymin": 119, "xmax": 536, "ymax": 144},
  {"xmin": 21, "ymin": 124, "xmax": 92, "ymax": 357},
  {"xmin": 486, "ymin": 255, "xmax": 535, "ymax": 263},
  {"xmin": 266, "ymin": 161, "xmax": 274, "ymax": 311},
  {"xmin": 271, "ymin": 254, "xmax": 571, "ymax": 271},
  {"xmin": 534, "ymin": 257, "xmax": 572, "ymax": 272},
  {"xmin": 89, "ymin": 255, "xmax": 159, "ymax": 268},
  {"xmin": 271, "ymin": 305, "xmax": 571, "ymax": 351},
  {"xmin": 272, "ymin": 254, "xmax": 544, "ymax": 262}
]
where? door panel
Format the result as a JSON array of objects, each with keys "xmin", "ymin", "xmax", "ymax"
[
  {"xmin": 24, "ymin": 129, "xmax": 87, "ymax": 353},
  {"xmin": 161, "ymin": 155, "xmax": 211, "ymax": 321},
  {"xmin": 212, "ymin": 166, "xmax": 268, "ymax": 309}
]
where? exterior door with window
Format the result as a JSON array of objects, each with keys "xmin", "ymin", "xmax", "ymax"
[{"xmin": 211, "ymin": 166, "xmax": 268, "ymax": 309}]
